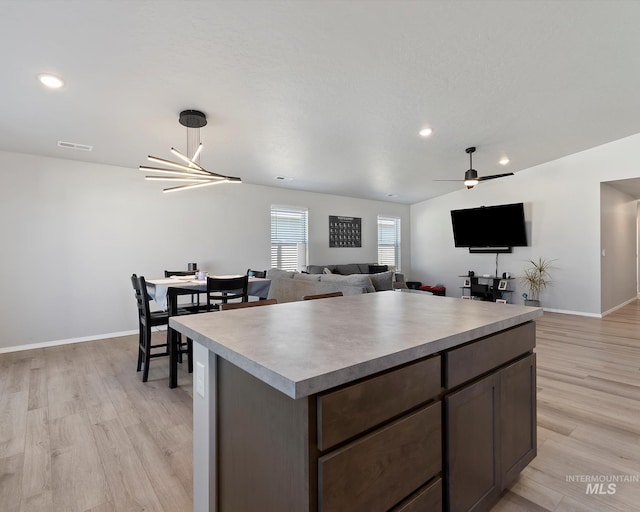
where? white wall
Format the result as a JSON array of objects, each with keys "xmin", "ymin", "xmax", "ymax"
[
  {"xmin": 0, "ymin": 150, "xmax": 409, "ymax": 350},
  {"xmin": 600, "ymin": 183, "xmax": 637, "ymax": 313},
  {"xmin": 410, "ymin": 133, "xmax": 640, "ymax": 316}
]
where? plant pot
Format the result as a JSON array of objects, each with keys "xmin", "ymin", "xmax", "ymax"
[{"xmin": 524, "ymin": 299, "xmax": 541, "ymax": 307}]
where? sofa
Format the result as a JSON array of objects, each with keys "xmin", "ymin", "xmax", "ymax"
[{"xmin": 266, "ymin": 265, "xmax": 406, "ymax": 304}]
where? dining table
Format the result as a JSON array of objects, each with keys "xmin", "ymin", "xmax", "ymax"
[{"xmin": 146, "ymin": 275, "xmax": 272, "ymax": 388}]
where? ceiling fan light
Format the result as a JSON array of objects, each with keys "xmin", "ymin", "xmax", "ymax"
[{"xmin": 464, "ymin": 179, "xmax": 478, "ymax": 188}]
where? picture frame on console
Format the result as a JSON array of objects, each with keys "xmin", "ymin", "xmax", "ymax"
[
  {"xmin": 463, "ymin": 278, "xmax": 471, "ymax": 287},
  {"xmin": 497, "ymin": 279, "xmax": 508, "ymax": 291}
]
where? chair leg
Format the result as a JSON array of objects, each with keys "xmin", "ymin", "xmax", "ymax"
[
  {"xmin": 137, "ymin": 322, "xmax": 143, "ymax": 372},
  {"xmin": 142, "ymin": 324, "xmax": 151, "ymax": 383},
  {"xmin": 187, "ymin": 338, "xmax": 193, "ymax": 373}
]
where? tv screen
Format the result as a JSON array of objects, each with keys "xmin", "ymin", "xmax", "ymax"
[{"xmin": 451, "ymin": 203, "xmax": 527, "ymax": 248}]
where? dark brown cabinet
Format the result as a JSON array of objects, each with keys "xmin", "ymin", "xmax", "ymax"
[
  {"xmin": 212, "ymin": 322, "xmax": 535, "ymax": 512},
  {"xmin": 445, "ymin": 353, "xmax": 536, "ymax": 512},
  {"xmin": 446, "ymin": 372, "xmax": 501, "ymax": 512}
]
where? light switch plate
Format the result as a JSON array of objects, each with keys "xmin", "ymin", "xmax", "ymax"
[{"xmin": 196, "ymin": 361, "xmax": 206, "ymax": 398}]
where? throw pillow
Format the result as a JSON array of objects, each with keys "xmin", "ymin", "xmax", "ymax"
[
  {"xmin": 369, "ymin": 270, "xmax": 394, "ymax": 291},
  {"xmin": 293, "ymin": 273, "xmax": 321, "ymax": 281},
  {"xmin": 306, "ymin": 265, "xmax": 325, "ymax": 274},
  {"xmin": 368, "ymin": 264, "xmax": 388, "ymax": 274},
  {"xmin": 323, "ymin": 267, "xmax": 333, "ymax": 274},
  {"xmin": 267, "ymin": 268, "xmax": 296, "ymax": 279},
  {"xmin": 320, "ymin": 273, "xmax": 376, "ymax": 293}
]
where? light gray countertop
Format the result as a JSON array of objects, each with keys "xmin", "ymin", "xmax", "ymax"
[{"xmin": 170, "ymin": 291, "xmax": 542, "ymax": 399}]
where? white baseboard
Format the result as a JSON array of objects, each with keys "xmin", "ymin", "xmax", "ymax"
[
  {"xmin": 600, "ymin": 296, "xmax": 639, "ymax": 317},
  {"xmin": 542, "ymin": 307, "xmax": 603, "ymax": 318},
  {"xmin": 0, "ymin": 329, "xmax": 140, "ymax": 354}
]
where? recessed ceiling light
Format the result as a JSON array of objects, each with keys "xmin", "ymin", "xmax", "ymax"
[
  {"xmin": 387, "ymin": 193, "xmax": 399, "ymax": 198},
  {"xmin": 419, "ymin": 128, "xmax": 433, "ymax": 137},
  {"xmin": 37, "ymin": 74, "xmax": 64, "ymax": 89},
  {"xmin": 274, "ymin": 176, "xmax": 293, "ymax": 181},
  {"xmin": 499, "ymin": 157, "xmax": 510, "ymax": 166}
]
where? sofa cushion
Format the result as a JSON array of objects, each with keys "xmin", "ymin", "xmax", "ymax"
[
  {"xmin": 368, "ymin": 264, "xmax": 388, "ymax": 274},
  {"xmin": 357, "ymin": 263, "xmax": 377, "ymax": 274},
  {"xmin": 267, "ymin": 268, "xmax": 296, "ymax": 279},
  {"xmin": 267, "ymin": 278, "xmax": 366, "ymax": 303},
  {"xmin": 293, "ymin": 273, "xmax": 321, "ymax": 281},
  {"xmin": 369, "ymin": 270, "xmax": 394, "ymax": 291},
  {"xmin": 306, "ymin": 265, "xmax": 325, "ymax": 274},
  {"xmin": 333, "ymin": 263, "xmax": 361, "ymax": 275},
  {"xmin": 320, "ymin": 273, "xmax": 375, "ymax": 293}
]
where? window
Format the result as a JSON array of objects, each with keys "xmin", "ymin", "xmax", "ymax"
[
  {"xmin": 271, "ymin": 206, "xmax": 308, "ymax": 271},
  {"xmin": 378, "ymin": 216, "xmax": 401, "ymax": 270}
]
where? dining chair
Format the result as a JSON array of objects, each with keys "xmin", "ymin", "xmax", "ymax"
[
  {"xmin": 302, "ymin": 291, "xmax": 344, "ymax": 300},
  {"xmin": 164, "ymin": 269, "xmax": 202, "ymax": 312},
  {"xmin": 246, "ymin": 269, "xmax": 267, "ymax": 278},
  {"xmin": 219, "ymin": 298, "xmax": 278, "ymax": 311},
  {"xmin": 206, "ymin": 275, "xmax": 249, "ymax": 311},
  {"xmin": 131, "ymin": 274, "xmax": 170, "ymax": 382}
]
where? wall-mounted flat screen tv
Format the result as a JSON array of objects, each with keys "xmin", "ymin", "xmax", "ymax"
[{"xmin": 451, "ymin": 202, "xmax": 527, "ymax": 248}]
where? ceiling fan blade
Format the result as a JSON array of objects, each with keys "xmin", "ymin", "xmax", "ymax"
[{"xmin": 478, "ymin": 172, "xmax": 514, "ymax": 181}]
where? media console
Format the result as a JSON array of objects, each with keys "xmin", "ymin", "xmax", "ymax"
[{"xmin": 460, "ymin": 274, "xmax": 514, "ymax": 302}]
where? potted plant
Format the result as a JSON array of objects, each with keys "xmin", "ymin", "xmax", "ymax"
[{"xmin": 519, "ymin": 257, "xmax": 555, "ymax": 307}]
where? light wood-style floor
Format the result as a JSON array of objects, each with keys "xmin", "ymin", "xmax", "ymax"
[
  {"xmin": 0, "ymin": 329, "xmax": 193, "ymax": 512},
  {"xmin": 1, "ymin": 302, "xmax": 639, "ymax": 511},
  {"xmin": 493, "ymin": 301, "xmax": 640, "ymax": 512}
]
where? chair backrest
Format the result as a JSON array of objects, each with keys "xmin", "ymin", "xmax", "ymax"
[
  {"xmin": 302, "ymin": 291, "xmax": 344, "ymax": 300},
  {"xmin": 219, "ymin": 299, "xmax": 278, "ymax": 311},
  {"xmin": 246, "ymin": 269, "xmax": 267, "ymax": 278},
  {"xmin": 207, "ymin": 275, "xmax": 249, "ymax": 309},
  {"xmin": 165, "ymin": 270, "xmax": 195, "ymax": 277},
  {"xmin": 132, "ymin": 275, "xmax": 153, "ymax": 325}
]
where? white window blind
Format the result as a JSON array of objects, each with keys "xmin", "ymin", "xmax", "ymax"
[
  {"xmin": 271, "ymin": 206, "xmax": 308, "ymax": 271},
  {"xmin": 377, "ymin": 216, "xmax": 401, "ymax": 270}
]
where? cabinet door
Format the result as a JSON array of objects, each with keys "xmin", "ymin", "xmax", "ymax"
[
  {"xmin": 445, "ymin": 373, "xmax": 500, "ymax": 512},
  {"xmin": 500, "ymin": 353, "xmax": 536, "ymax": 487},
  {"xmin": 319, "ymin": 403, "xmax": 441, "ymax": 512}
]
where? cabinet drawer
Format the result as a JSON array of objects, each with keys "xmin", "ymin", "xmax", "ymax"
[
  {"xmin": 318, "ymin": 402, "xmax": 441, "ymax": 512},
  {"xmin": 445, "ymin": 322, "xmax": 535, "ymax": 389},
  {"xmin": 317, "ymin": 356, "xmax": 441, "ymax": 451},
  {"xmin": 392, "ymin": 478, "xmax": 442, "ymax": 512}
]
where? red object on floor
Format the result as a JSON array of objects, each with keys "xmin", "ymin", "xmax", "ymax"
[{"xmin": 419, "ymin": 285, "xmax": 446, "ymax": 296}]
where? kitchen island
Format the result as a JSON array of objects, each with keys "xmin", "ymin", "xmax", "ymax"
[{"xmin": 170, "ymin": 291, "xmax": 542, "ymax": 512}]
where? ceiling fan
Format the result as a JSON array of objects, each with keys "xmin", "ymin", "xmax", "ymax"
[{"xmin": 435, "ymin": 147, "xmax": 514, "ymax": 189}]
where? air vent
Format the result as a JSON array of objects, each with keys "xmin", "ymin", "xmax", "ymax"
[{"xmin": 57, "ymin": 141, "xmax": 93, "ymax": 151}]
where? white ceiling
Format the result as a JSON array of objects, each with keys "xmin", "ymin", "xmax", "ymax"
[{"xmin": 2, "ymin": 0, "xmax": 640, "ymax": 204}]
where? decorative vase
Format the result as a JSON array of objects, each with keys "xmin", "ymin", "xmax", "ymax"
[{"xmin": 524, "ymin": 299, "xmax": 540, "ymax": 307}]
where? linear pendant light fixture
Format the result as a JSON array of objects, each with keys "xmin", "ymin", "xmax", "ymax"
[{"xmin": 140, "ymin": 110, "xmax": 242, "ymax": 193}]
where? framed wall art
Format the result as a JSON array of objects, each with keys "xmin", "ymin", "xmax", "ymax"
[{"xmin": 329, "ymin": 216, "xmax": 362, "ymax": 247}]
